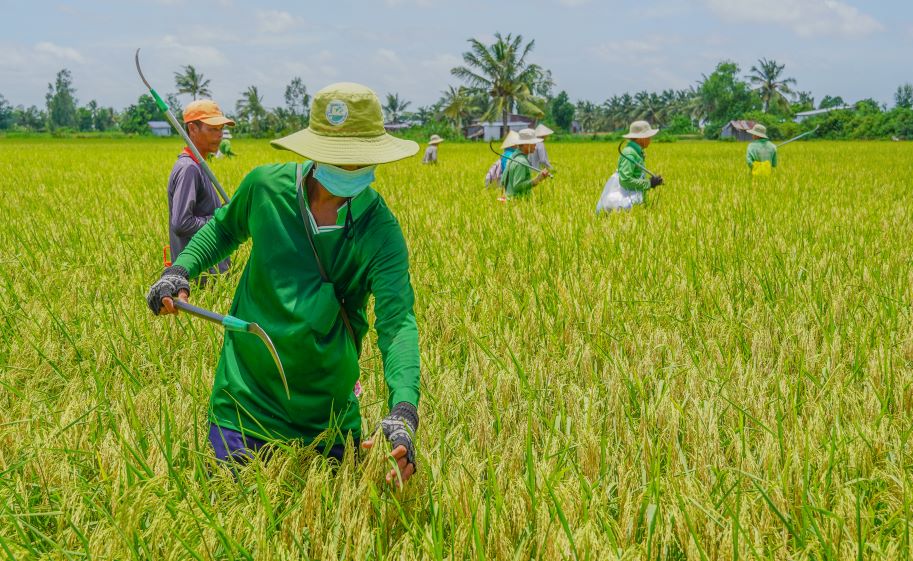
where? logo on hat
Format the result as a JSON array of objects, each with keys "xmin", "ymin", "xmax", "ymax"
[{"xmin": 325, "ymin": 100, "xmax": 348, "ymax": 126}]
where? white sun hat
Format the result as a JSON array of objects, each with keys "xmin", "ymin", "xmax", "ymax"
[
  {"xmin": 622, "ymin": 120, "xmax": 660, "ymax": 139},
  {"xmin": 503, "ymin": 128, "xmax": 543, "ymax": 148},
  {"xmin": 746, "ymin": 123, "xmax": 768, "ymax": 139},
  {"xmin": 428, "ymin": 134, "xmax": 444, "ymax": 145},
  {"xmin": 534, "ymin": 124, "xmax": 554, "ymax": 137},
  {"xmin": 500, "ymin": 130, "xmax": 520, "ymax": 150}
]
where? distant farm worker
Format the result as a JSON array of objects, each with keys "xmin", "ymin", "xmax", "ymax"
[
  {"xmin": 502, "ymin": 128, "xmax": 551, "ymax": 199},
  {"xmin": 596, "ymin": 121, "xmax": 664, "ymax": 212},
  {"xmin": 746, "ymin": 123, "xmax": 777, "ymax": 176},
  {"xmin": 422, "ymin": 134, "xmax": 444, "ymax": 164},
  {"xmin": 146, "ymin": 83, "xmax": 421, "ymax": 488},
  {"xmin": 216, "ymin": 129, "xmax": 237, "ymax": 158},
  {"xmin": 529, "ymin": 124, "xmax": 554, "ymax": 171},
  {"xmin": 167, "ymin": 100, "xmax": 234, "ymax": 273},
  {"xmin": 485, "ymin": 130, "xmax": 520, "ymax": 190}
]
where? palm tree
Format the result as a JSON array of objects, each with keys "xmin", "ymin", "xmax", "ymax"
[
  {"xmin": 439, "ymin": 86, "xmax": 475, "ymax": 133},
  {"xmin": 236, "ymin": 85, "xmax": 266, "ymax": 135},
  {"xmin": 451, "ymin": 32, "xmax": 544, "ymax": 138},
  {"xmin": 174, "ymin": 65, "xmax": 211, "ymax": 100},
  {"xmin": 748, "ymin": 58, "xmax": 797, "ymax": 113},
  {"xmin": 382, "ymin": 93, "xmax": 411, "ymax": 123}
]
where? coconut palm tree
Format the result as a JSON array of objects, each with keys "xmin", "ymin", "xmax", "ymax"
[
  {"xmin": 382, "ymin": 93, "xmax": 411, "ymax": 123},
  {"xmin": 439, "ymin": 86, "xmax": 475, "ymax": 133},
  {"xmin": 451, "ymin": 32, "xmax": 544, "ymax": 138},
  {"xmin": 236, "ymin": 85, "xmax": 266, "ymax": 135},
  {"xmin": 174, "ymin": 65, "xmax": 211, "ymax": 100},
  {"xmin": 748, "ymin": 58, "xmax": 797, "ymax": 113}
]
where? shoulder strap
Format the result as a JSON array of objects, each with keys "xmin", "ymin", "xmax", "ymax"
[{"xmin": 295, "ymin": 163, "xmax": 356, "ymax": 343}]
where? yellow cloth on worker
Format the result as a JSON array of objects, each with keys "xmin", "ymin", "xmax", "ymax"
[{"xmin": 752, "ymin": 160, "xmax": 772, "ymax": 177}]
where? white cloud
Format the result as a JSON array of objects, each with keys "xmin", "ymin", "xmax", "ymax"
[
  {"xmin": 256, "ymin": 10, "xmax": 303, "ymax": 34},
  {"xmin": 705, "ymin": 0, "xmax": 883, "ymax": 38},
  {"xmin": 160, "ymin": 35, "xmax": 227, "ymax": 66},
  {"xmin": 35, "ymin": 42, "xmax": 85, "ymax": 64}
]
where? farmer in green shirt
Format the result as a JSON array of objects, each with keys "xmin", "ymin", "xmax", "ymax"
[
  {"xmin": 746, "ymin": 123, "xmax": 777, "ymax": 175},
  {"xmin": 146, "ymin": 83, "xmax": 421, "ymax": 487},
  {"xmin": 502, "ymin": 128, "xmax": 551, "ymax": 198},
  {"xmin": 618, "ymin": 120, "xmax": 663, "ymax": 193}
]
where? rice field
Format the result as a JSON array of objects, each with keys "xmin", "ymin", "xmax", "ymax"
[{"xmin": 1, "ymin": 137, "xmax": 911, "ymax": 559}]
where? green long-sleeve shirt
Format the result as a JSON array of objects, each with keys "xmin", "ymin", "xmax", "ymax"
[
  {"xmin": 503, "ymin": 152, "xmax": 534, "ymax": 198},
  {"xmin": 173, "ymin": 161, "xmax": 420, "ymax": 444},
  {"xmin": 618, "ymin": 140, "xmax": 650, "ymax": 191},
  {"xmin": 746, "ymin": 139, "xmax": 777, "ymax": 169}
]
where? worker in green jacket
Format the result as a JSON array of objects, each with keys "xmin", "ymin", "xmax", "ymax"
[
  {"xmin": 618, "ymin": 120, "xmax": 663, "ymax": 194},
  {"xmin": 502, "ymin": 128, "xmax": 551, "ymax": 198},
  {"xmin": 745, "ymin": 123, "xmax": 777, "ymax": 175},
  {"xmin": 146, "ymin": 82, "xmax": 421, "ymax": 487}
]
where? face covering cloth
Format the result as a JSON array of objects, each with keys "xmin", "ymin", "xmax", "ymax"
[{"xmin": 313, "ymin": 163, "xmax": 377, "ymax": 198}]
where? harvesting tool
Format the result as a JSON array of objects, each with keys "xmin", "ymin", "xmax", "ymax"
[
  {"xmin": 617, "ymin": 141, "xmax": 658, "ymax": 178},
  {"xmin": 488, "ymin": 141, "xmax": 555, "ymax": 178},
  {"xmin": 173, "ymin": 300, "xmax": 289, "ymax": 399},
  {"xmin": 776, "ymin": 126, "xmax": 820, "ymax": 148},
  {"xmin": 134, "ymin": 48, "xmax": 230, "ymax": 204}
]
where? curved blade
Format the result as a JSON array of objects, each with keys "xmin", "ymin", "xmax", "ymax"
[
  {"xmin": 617, "ymin": 140, "xmax": 656, "ymax": 177},
  {"xmin": 248, "ymin": 323, "xmax": 289, "ymax": 399},
  {"xmin": 134, "ymin": 49, "xmax": 153, "ymax": 90},
  {"xmin": 489, "ymin": 140, "xmax": 553, "ymax": 177}
]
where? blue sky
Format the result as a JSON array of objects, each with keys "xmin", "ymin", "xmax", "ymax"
[{"xmin": 2, "ymin": 0, "xmax": 911, "ymax": 111}]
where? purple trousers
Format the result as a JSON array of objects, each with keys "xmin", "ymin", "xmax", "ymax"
[{"xmin": 208, "ymin": 424, "xmax": 351, "ymax": 464}]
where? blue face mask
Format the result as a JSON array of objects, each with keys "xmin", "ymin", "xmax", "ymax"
[{"xmin": 313, "ymin": 163, "xmax": 377, "ymax": 198}]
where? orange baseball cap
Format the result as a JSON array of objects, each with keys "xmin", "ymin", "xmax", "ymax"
[{"xmin": 183, "ymin": 100, "xmax": 235, "ymax": 126}]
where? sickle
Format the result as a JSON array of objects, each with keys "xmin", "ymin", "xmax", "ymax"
[
  {"xmin": 172, "ymin": 300, "xmax": 289, "ymax": 399},
  {"xmin": 135, "ymin": 48, "xmax": 231, "ymax": 204}
]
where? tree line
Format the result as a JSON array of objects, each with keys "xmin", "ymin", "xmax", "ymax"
[{"xmin": 2, "ymin": 36, "xmax": 912, "ymax": 140}]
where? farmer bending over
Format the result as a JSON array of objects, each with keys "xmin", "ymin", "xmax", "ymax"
[
  {"xmin": 502, "ymin": 128, "xmax": 550, "ymax": 198},
  {"xmin": 746, "ymin": 124, "xmax": 777, "ymax": 176},
  {"xmin": 167, "ymin": 100, "xmax": 233, "ymax": 274},
  {"xmin": 147, "ymin": 83, "xmax": 421, "ymax": 487}
]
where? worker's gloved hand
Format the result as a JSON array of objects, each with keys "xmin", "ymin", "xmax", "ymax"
[
  {"xmin": 146, "ymin": 265, "xmax": 190, "ymax": 315},
  {"xmin": 378, "ymin": 402, "xmax": 419, "ymax": 466},
  {"xmin": 650, "ymin": 175, "xmax": 664, "ymax": 188}
]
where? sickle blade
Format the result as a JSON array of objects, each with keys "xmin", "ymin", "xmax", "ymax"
[{"xmin": 248, "ymin": 322, "xmax": 289, "ymax": 399}]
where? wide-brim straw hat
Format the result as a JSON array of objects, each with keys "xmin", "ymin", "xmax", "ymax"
[
  {"xmin": 271, "ymin": 82, "xmax": 418, "ymax": 165},
  {"xmin": 503, "ymin": 128, "xmax": 543, "ymax": 148},
  {"xmin": 429, "ymin": 134, "xmax": 444, "ymax": 145},
  {"xmin": 501, "ymin": 130, "xmax": 520, "ymax": 150},
  {"xmin": 623, "ymin": 120, "xmax": 660, "ymax": 139},
  {"xmin": 534, "ymin": 124, "xmax": 554, "ymax": 137},
  {"xmin": 747, "ymin": 123, "xmax": 768, "ymax": 139}
]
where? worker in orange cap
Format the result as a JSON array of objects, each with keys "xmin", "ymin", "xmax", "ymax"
[{"xmin": 166, "ymin": 100, "xmax": 235, "ymax": 275}]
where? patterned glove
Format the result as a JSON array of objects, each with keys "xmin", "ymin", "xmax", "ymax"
[
  {"xmin": 649, "ymin": 175, "xmax": 664, "ymax": 188},
  {"xmin": 146, "ymin": 265, "xmax": 191, "ymax": 315},
  {"xmin": 378, "ymin": 402, "xmax": 419, "ymax": 466}
]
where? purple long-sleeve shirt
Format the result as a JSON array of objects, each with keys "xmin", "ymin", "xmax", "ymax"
[{"xmin": 167, "ymin": 152, "xmax": 229, "ymax": 273}]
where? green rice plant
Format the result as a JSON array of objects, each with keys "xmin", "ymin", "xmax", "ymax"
[{"xmin": 0, "ymin": 137, "xmax": 911, "ymax": 559}]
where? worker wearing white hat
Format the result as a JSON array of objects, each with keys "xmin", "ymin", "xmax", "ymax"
[
  {"xmin": 596, "ymin": 121, "xmax": 664, "ymax": 212},
  {"xmin": 422, "ymin": 134, "xmax": 444, "ymax": 165},
  {"xmin": 502, "ymin": 128, "xmax": 551, "ymax": 198},
  {"xmin": 529, "ymin": 124, "xmax": 554, "ymax": 171},
  {"xmin": 746, "ymin": 124, "xmax": 777, "ymax": 175}
]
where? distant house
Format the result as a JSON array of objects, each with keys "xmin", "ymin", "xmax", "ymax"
[
  {"xmin": 465, "ymin": 113, "xmax": 535, "ymax": 141},
  {"xmin": 148, "ymin": 121, "xmax": 172, "ymax": 137},
  {"xmin": 720, "ymin": 120, "xmax": 756, "ymax": 141},
  {"xmin": 794, "ymin": 105, "xmax": 853, "ymax": 123},
  {"xmin": 384, "ymin": 121, "xmax": 411, "ymax": 133}
]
